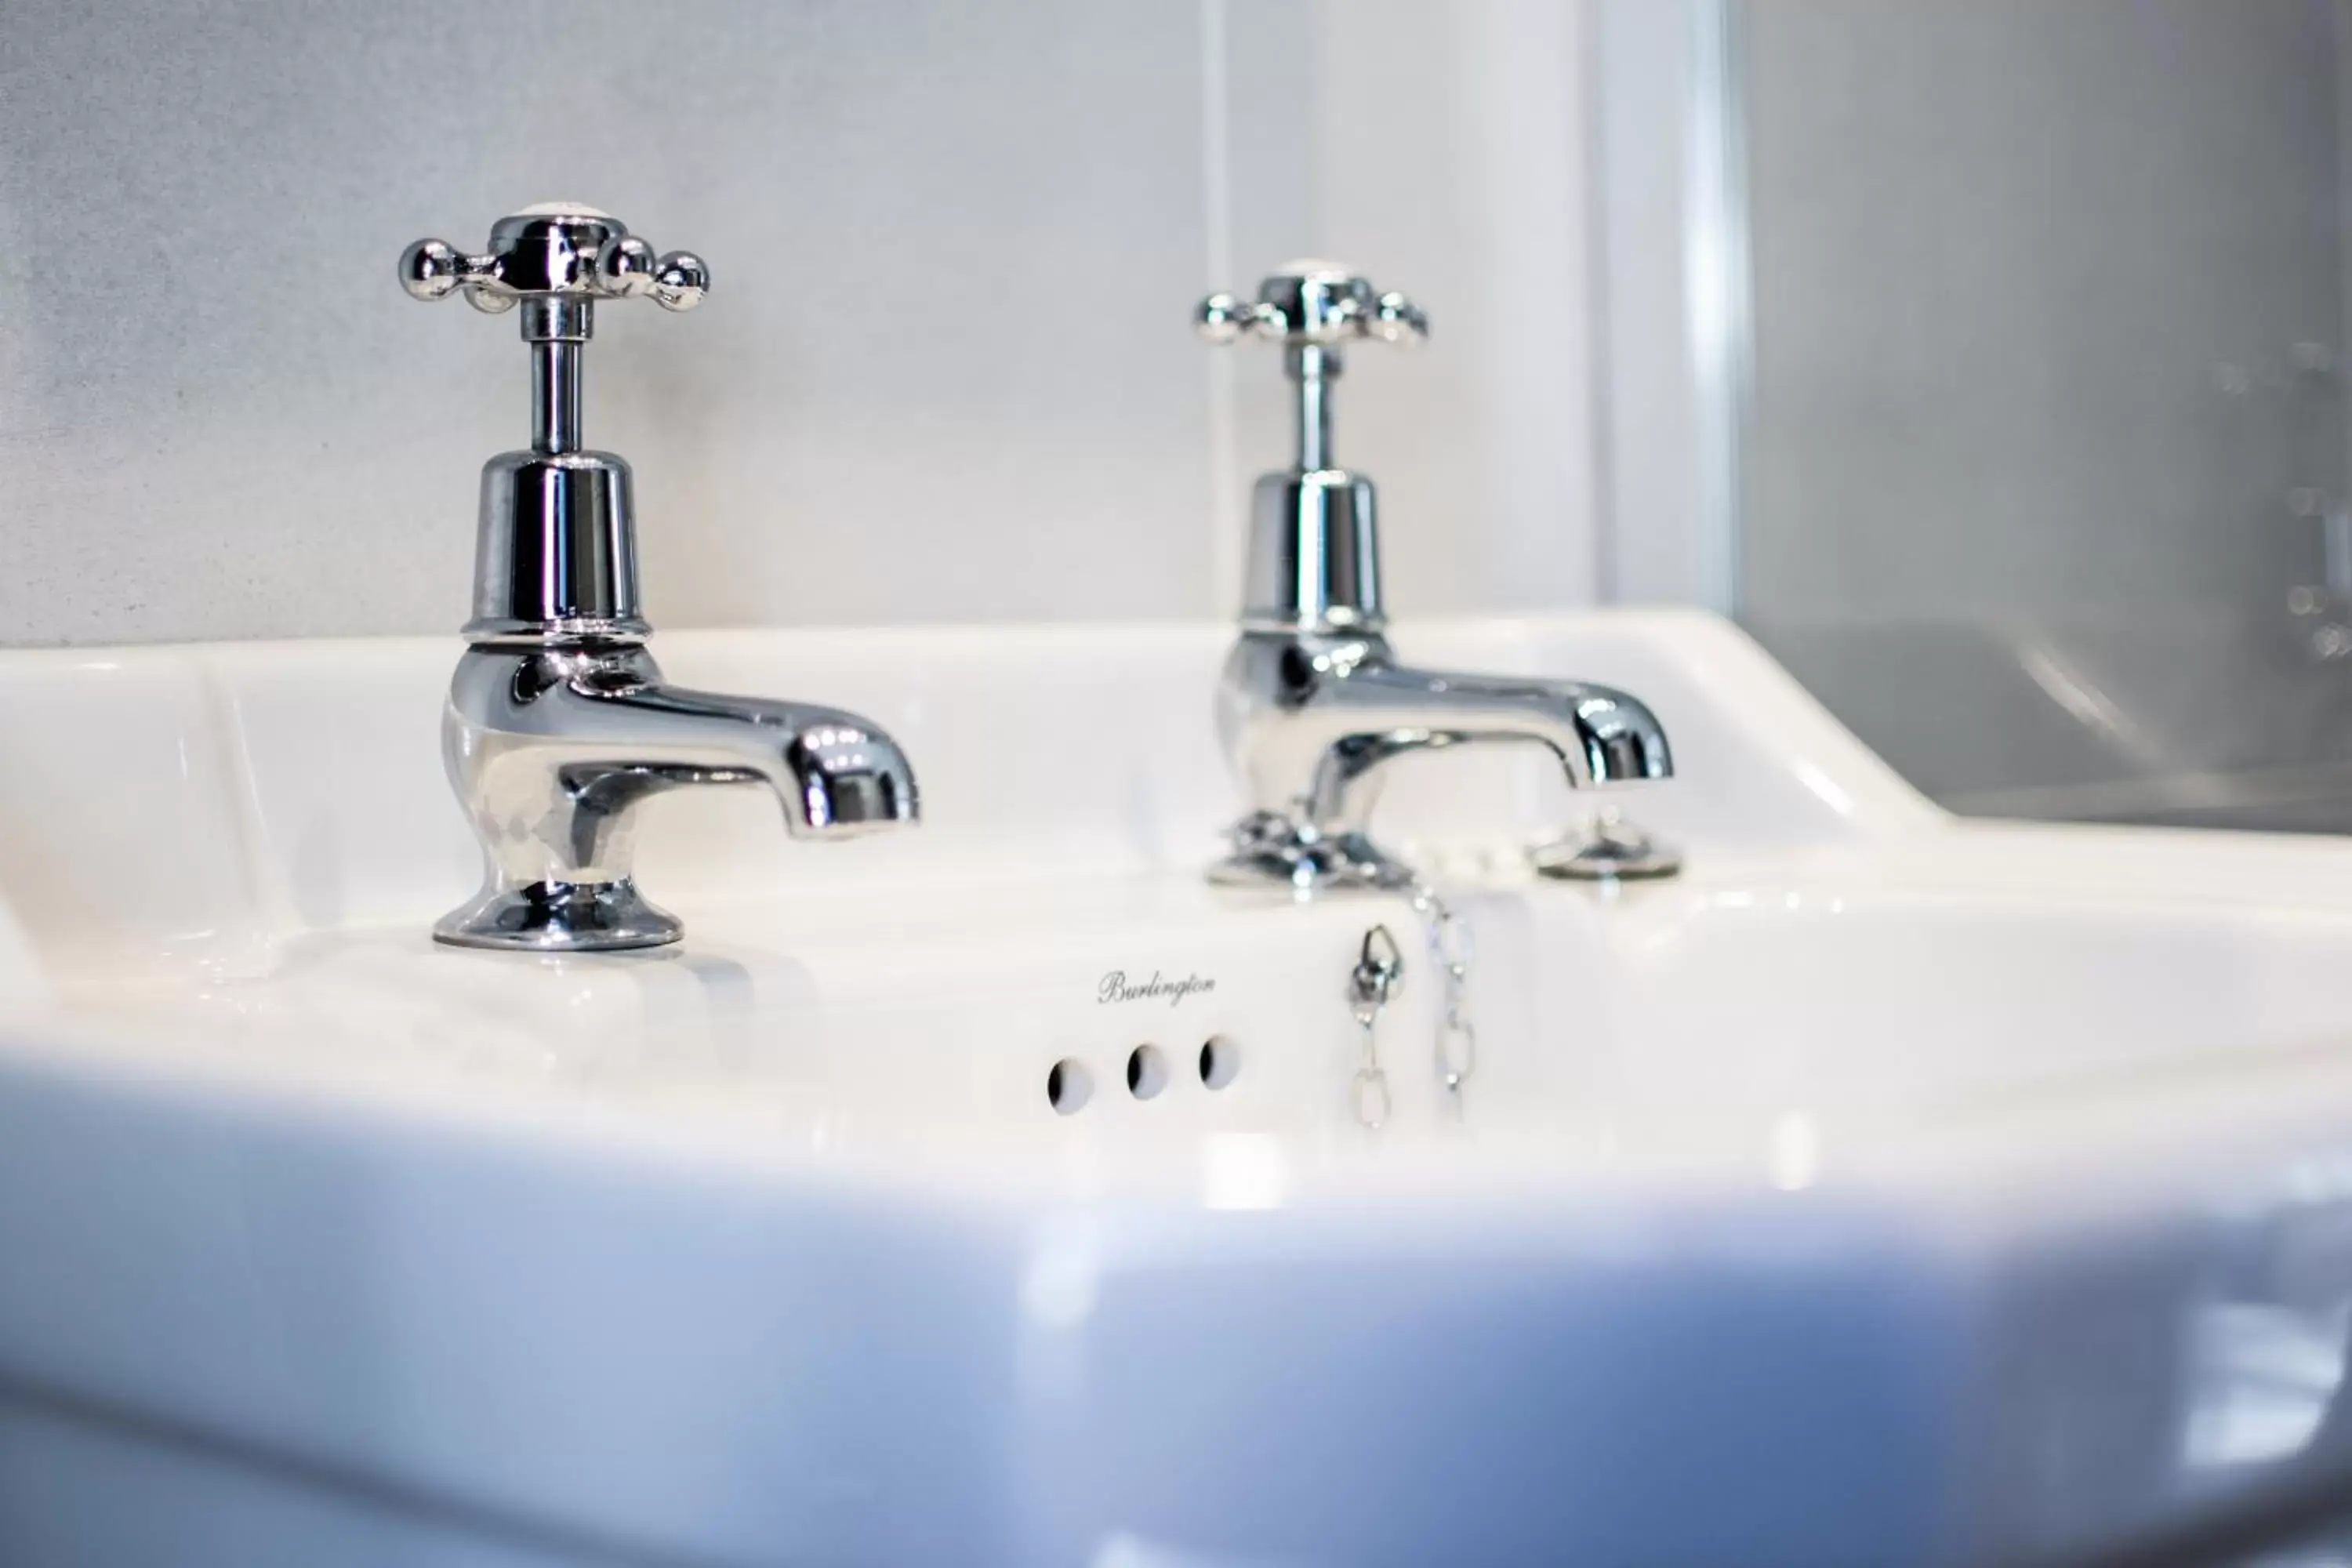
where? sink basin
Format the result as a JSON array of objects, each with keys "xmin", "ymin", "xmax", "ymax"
[{"xmin": 3, "ymin": 612, "xmax": 2351, "ymax": 1566}]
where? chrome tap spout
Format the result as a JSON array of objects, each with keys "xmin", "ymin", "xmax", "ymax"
[
  {"xmin": 1221, "ymin": 632, "xmax": 1671, "ymax": 837},
  {"xmin": 437, "ymin": 644, "xmax": 919, "ymax": 950},
  {"xmin": 1214, "ymin": 631, "xmax": 1668, "ymax": 887}
]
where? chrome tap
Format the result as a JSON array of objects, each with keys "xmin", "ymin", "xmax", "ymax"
[
  {"xmin": 1197, "ymin": 260, "xmax": 1672, "ymax": 891},
  {"xmin": 400, "ymin": 204, "xmax": 918, "ymax": 951}
]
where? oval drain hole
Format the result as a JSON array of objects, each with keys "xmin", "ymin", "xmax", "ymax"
[
  {"xmin": 1199, "ymin": 1036, "xmax": 1240, "ymax": 1091},
  {"xmin": 1047, "ymin": 1058, "xmax": 1094, "ymax": 1116},
  {"xmin": 1127, "ymin": 1044, "xmax": 1170, "ymax": 1101}
]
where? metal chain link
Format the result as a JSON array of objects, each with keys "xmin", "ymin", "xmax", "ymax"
[
  {"xmin": 1343, "ymin": 886, "xmax": 1476, "ymax": 1128},
  {"xmin": 1408, "ymin": 880, "xmax": 1478, "ymax": 1097}
]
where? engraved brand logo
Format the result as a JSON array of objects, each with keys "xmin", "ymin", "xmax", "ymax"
[{"xmin": 1098, "ymin": 970, "xmax": 1217, "ymax": 1008}]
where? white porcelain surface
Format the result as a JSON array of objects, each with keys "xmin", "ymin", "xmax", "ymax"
[{"xmin": 4, "ymin": 613, "xmax": 2350, "ymax": 1565}]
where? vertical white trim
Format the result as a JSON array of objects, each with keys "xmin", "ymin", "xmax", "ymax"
[
  {"xmin": 1577, "ymin": 0, "xmax": 1621, "ymax": 604},
  {"xmin": 1199, "ymin": 0, "xmax": 1243, "ymax": 619},
  {"xmin": 1685, "ymin": 0, "xmax": 1750, "ymax": 615},
  {"xmin": 1589, "ymin": 0, "xmax": 1751, "ymax": 613}
]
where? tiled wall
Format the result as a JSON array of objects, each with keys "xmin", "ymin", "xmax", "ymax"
[{"xmin": 0, "ymin": 0, "xmax": 1605, "ymax": 646}]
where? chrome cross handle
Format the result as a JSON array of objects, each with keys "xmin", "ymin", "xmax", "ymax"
[
  {"xmin": 1194, "ymin": 260, "xmax": 1426, "ymax": 630},
  {"xmin": 1196, "ymin": 261, "xmax": 1426, "ymax": 350},
  {"xmin": 394, "ymin": 204, "xmax": 712, "ymax": 636},
  {"xmin": 1196, "ymin": 260, "xmax": 1422, "ymax": 482},
  {"xmin": 398, "ymin": 204, "xmax": 706, "ymax": 468},
  {"xmin": 400, "ymin": 203, "xmax": 709, "ymax": 320}
]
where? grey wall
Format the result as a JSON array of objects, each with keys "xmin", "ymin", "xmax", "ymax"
[
  {"xmin": 1739, "ymin": 0, "xmax": 2352, "ymax": 821},
  {"xmin": 0, "ymin": 0, "xmax": 1604, "ymax": 647}
]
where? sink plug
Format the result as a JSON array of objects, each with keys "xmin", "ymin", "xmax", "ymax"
[{"xmin": 399, "ymin": 204, "xmax": 920, "ymax": 953}]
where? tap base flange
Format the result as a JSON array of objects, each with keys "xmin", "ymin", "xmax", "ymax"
[
  {"xmin": 434, "ymin": 877, "xmax": 684, "ymax": 952},
  {"xmin": 1207, "ymin": 813, "xmax": 1417, "ymax": 895},
  {"xmin": 1527, "ymin": 813, "xmax": 1683, "ymax": 882}
]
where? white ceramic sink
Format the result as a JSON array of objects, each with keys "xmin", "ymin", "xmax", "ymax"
[{"xmin": 4, "ymin": 612, "xmax": 2352, "ymax": 1566}]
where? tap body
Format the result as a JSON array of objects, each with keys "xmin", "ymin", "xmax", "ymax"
[
  {"xmin": 439, "ymin": 643, "xmax": 918, "ymax": 949},
  {"xmin": 403, "ymin": 206, "xmax": 920, "ymax": 949},
  {"xmin": 1197, "ymin": 262, "xmax": 1673, "ymax": 889}
]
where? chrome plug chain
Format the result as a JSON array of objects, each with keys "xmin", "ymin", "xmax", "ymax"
[
  {"xmin": 1345, "ymin": 888, "xmax": 1476, "ymax": 1129},
  {"xmin": 1348, "ymin": 926, "xmax": 1403, "ymax": 1129},
  {"xmin": 1407, "ymin": 879, "xmax": 1478, "ymax": 1097}
]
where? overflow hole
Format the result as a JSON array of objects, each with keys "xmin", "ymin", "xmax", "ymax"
[
  {"xmin": 1047, "ymin": 1058, "xmax": 1094, "ymax": 1116},
  {"xmin": 1127, "ymin": 1044, "xmax": 1170, "ymax": 1101},
  {"xmin": 1199, "ymin": 1036, "xmax": 1240, "ymax": 1091}
]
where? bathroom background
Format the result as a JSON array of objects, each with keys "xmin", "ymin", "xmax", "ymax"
[{"xmin": 2, "ymin": 0, "xmax": 2347, "ymax": 833}]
